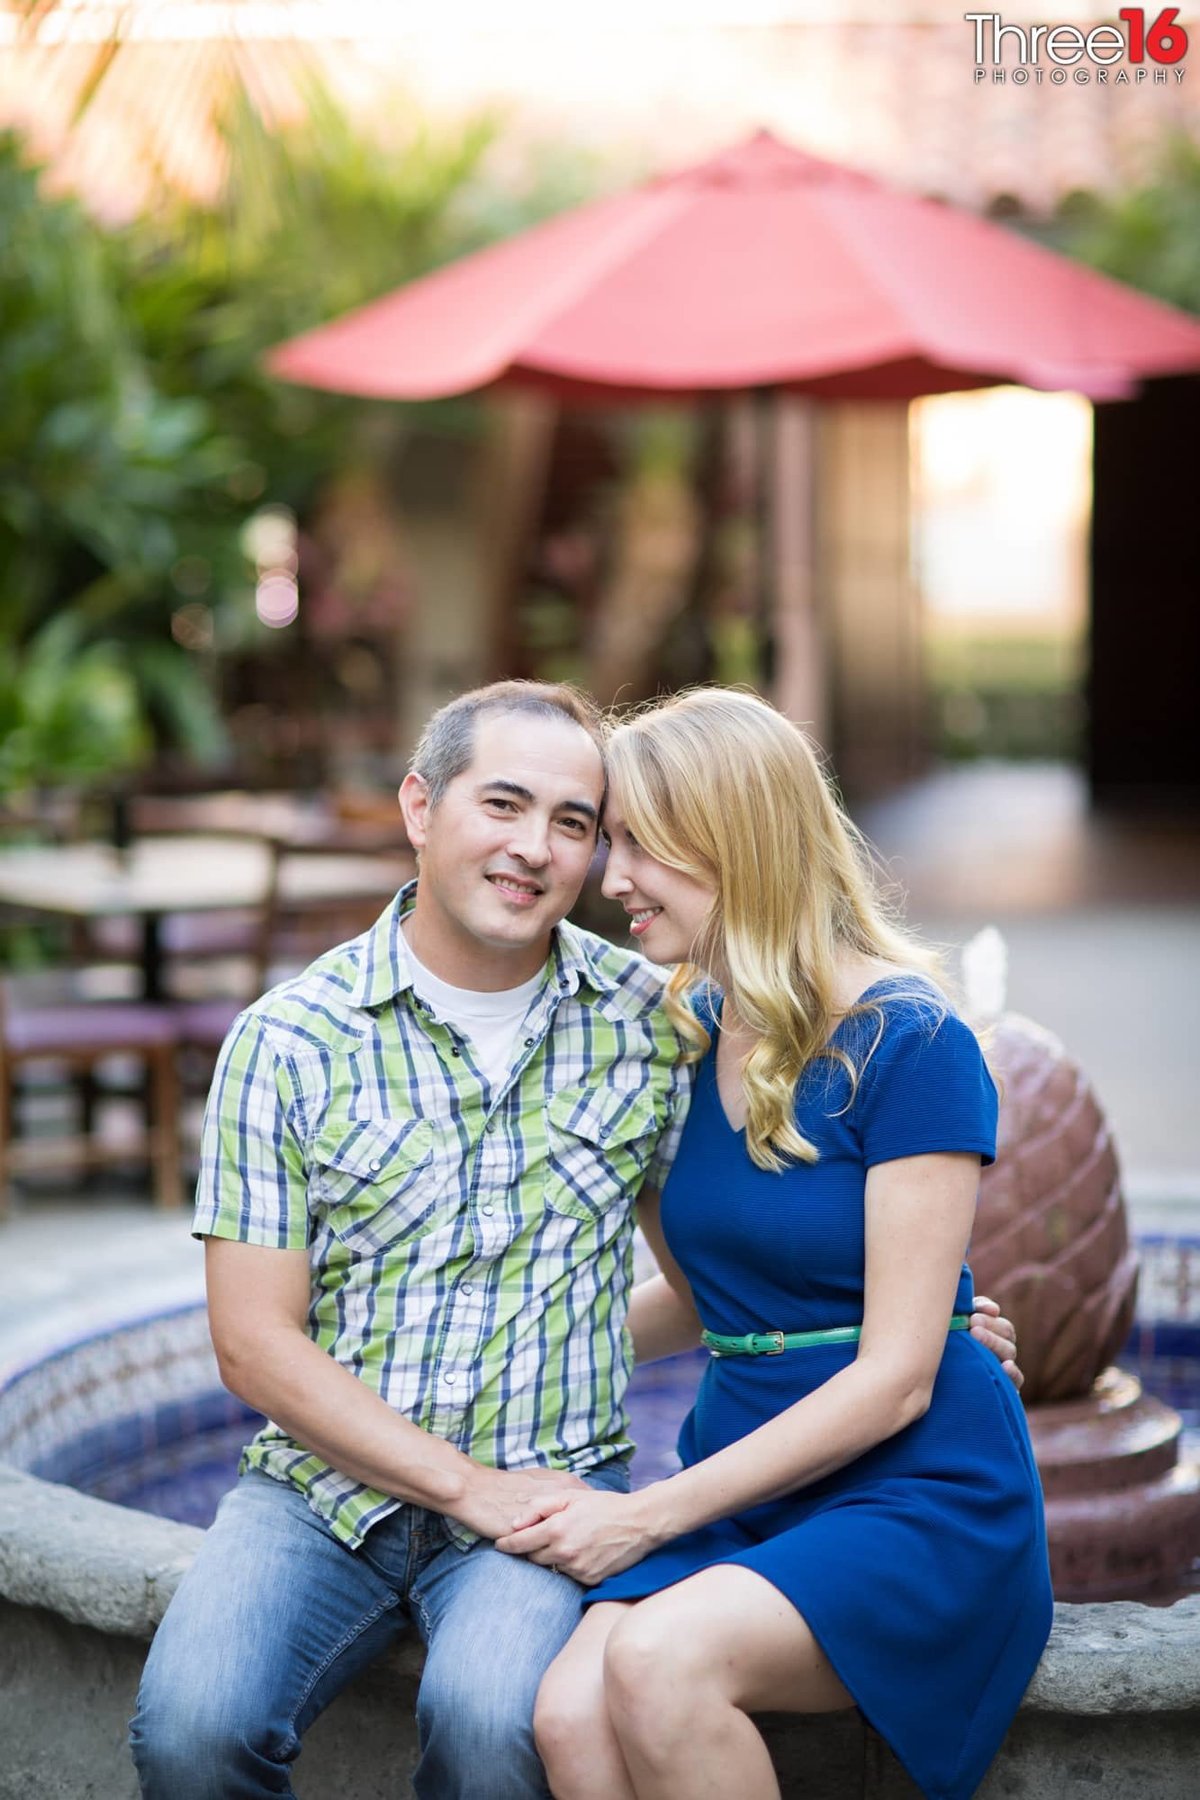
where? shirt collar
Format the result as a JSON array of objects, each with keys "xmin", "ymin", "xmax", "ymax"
[{"xmin": 350, "ymin": 881, "xmax": 619, "ymax": 1011}]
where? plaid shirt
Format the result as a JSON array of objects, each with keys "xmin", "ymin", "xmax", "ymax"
[{"xmin": 194, "ymin": 884, "xmax": 691, "ymax": 1549}]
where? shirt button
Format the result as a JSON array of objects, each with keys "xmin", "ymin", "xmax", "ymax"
[
  {"xmin": 444, "ymin": 1371, "xmax": 457, "ymax": 1384},
  {"xmin": 524, "ymin": 1037, "xmax": 535, "ymax": 1047},
  {"xmin": 451, "ymin": 1046, "xmax": 461, "ymax": 1056},
  {"xmin": 485, "ymin": 1120, "xmax": 496, "ymax": 1133},
  {"xmin": 461, "ymin": 1282, "xmax": 474, "ymax": 1295},
  {"xmin": 369, "ymin": 1159, "xmax": 382, "ymax": 1172},
  {"xmin": 481, "ymin": 1204, "xmax": 494, "ymax": 1216}
]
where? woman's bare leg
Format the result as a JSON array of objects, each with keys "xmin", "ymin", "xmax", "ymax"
[
  {"xmin": 534, "ymin": 1601, "xmax": 637, "ymax": 1800},
  {"xmin": 602, "ymin": 1566, "xmax": 853, "ymax": 1800}
]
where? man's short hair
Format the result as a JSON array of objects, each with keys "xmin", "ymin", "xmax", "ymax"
[{"xmin": 410, "ymin": 680, "xmax": 607, "ymax": 809}]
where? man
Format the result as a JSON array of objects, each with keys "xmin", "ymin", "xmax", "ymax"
[{"xmin": 131, "ymin": 679, "xmax": 1017, "ymax": 1800}]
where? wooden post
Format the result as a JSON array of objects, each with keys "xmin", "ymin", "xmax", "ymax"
[
  {"xmin": 817, "ymin": 403, "xmax": 924, "ymax": 795},
  {"xmin": 769, "ymin": 396, "xmax": 828, "ymax": 742}
]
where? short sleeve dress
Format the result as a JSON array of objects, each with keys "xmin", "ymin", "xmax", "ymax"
[{"xmin": 589, "ymin": 980, "xmax": 1053, "ymax": 1800}]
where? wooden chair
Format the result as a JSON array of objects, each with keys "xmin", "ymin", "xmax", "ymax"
[
  {"xmin": 0, "ymin": 981, "xmax": 185, "ymax": 1218},
  {"xmin": 173, "ymin": 837, "xmax": 413, "ymax": 1058}
]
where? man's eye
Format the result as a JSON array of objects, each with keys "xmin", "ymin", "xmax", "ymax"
[
  {"xmin": 559, "ymin": 818, "xmax": 588, "ymax": 835},
  {"xmin": 486, "ymin": 798, "xmax": 516, "ymax": 812}
]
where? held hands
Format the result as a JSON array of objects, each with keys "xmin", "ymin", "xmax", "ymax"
[
  {"xmin": 451, "ymin": 1465, "xmax": 590, "ymax": 1542},
  {"xmin": 970, "ymin": 1295, "xmax": 1022, "ymax": 1392},
  {"xmin": 494, "ymin": 1487, "xmax": 664, "ymax": 1587},
  {"xmin": 476, "ymin": 1303, "xmax": 1019, "ymax": 1568}
]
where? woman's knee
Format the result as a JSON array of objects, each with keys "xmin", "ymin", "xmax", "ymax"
[
  {"xmin": 603, "ymin": 1605, "xmax": 701, "ymax": 1727},
  {"xmin": 533, "ymin": 1658, "xmax": 602, "ymax": 1775}
]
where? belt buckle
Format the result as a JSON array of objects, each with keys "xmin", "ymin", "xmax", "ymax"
[{"xmin": 763, "ymin": 1330, "xmax": 786, "ymax": 1355}]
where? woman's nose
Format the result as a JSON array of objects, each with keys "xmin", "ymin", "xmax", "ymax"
[{"xmin": 601, "ymin": 847, "xmax": 631, "ymax": 897}]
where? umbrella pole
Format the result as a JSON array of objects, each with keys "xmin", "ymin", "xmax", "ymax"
[{"xmin": 754, "ymin": 386, "xmax": 778, "ymax": 689}]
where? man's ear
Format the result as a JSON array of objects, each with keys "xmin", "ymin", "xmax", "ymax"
[{"xmin": 398, "ymin": 772, "xmax": 431, "ymax": 850}]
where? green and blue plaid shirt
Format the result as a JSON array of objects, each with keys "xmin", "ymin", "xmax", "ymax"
[{"xmin": 194, "ymin": 884, "xmax": 691, "ymax": 1548}]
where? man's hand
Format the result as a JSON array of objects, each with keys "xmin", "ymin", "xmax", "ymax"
[
  {"xmin": 970, "ymin": 1294, "xmax": 1022, "ymax": 1392},
  {"xmin": 450, "ymin": 1465, "xmax": 590, "ymax": 1542}
]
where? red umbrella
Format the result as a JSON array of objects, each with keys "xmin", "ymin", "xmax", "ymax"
[{"xmin": 269, "ymin": 130, "xmax": 1200, "ymax": 404}]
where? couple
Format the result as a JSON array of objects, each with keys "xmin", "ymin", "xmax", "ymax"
[{"xmin": 131, "ymin": 679, "xmax": 1052, "ymax": 1800}]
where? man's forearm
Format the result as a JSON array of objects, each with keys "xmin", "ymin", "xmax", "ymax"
[{"xmin": 217, "ymin": 1324, "xmax": 477, "ymax": 1511}]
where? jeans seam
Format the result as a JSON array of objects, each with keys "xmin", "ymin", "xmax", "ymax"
[
  {"xmin": 279, "ymin": 1590, "xmax": 401, "ymax": 1754},
  {"xmin": 410, "ymin": 1584, "xmax": 433, "ymax": 1641}
]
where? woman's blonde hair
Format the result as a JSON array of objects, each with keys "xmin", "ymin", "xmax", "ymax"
[{"xmin": 606, "ymin": 688, "xmax": 943, "ymax": 1172}]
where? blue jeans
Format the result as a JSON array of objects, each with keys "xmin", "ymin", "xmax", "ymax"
[{"xmin": 130, "ymin": 1462, "xmax": 628, "ymax": 1799}]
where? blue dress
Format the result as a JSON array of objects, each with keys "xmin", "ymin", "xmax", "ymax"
[{"xmin": 590, "ymin": 981, "xmax": 1053, "ymax": 1800}]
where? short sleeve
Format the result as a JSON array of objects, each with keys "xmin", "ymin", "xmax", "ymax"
[
  {"xmin": 644, "ymin": 1060, "xmax": 696, "ymax": 1191},
  {"xmin": 192, "ymin": 1009, "xmax": 312, "ymax": 1248},
  {"xmin": 852, "ymin": 998, "xmax": 998, "ymax": 1171},
  {"xmin": 638, "ymin": 981, "xmax": 709, "ymax": 1192}
]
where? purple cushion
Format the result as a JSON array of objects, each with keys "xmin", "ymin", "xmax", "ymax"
[
  {"xmin": 87, "ymin": 910, "xmax": 261, "ymax": 960},
  {"xmin": 174, "ymin": 998, "xmax": 245, "ymax": 1047},
  {"xmin": 7, "ymin": 1002, "xmax": 179, "ymax": 1056},
  {"xmin": 163, "ymin": 911, "xmax": 261, "ymax": 957}
]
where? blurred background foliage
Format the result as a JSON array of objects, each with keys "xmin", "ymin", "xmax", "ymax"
[
  {"xmin": 1049, "ymin": 131, "xmax": 1200, "ymax": 316},
  {"xmin": 0, "ymin": 77, "xmax": 603, "ymax": 799}
]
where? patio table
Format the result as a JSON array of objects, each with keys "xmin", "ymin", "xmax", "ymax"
[{"xmin": 0, "ymin": 835, "xmax": 409, "ymax": 1000}]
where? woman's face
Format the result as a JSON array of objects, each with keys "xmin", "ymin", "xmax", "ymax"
[{"xmin": 600, "ymin": 791, "xmax": 716, "ymax": 967}]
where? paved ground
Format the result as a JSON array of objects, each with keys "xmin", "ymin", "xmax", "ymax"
[
  {"xmin": 2, "ymin": 760, "xmax": 1196, "ymax": 1372},
  {"xmin": 858, "ymin": 761, "xmax": 1200, "ymax": 1202}
]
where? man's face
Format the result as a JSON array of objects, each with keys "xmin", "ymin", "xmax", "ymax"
[{"xmin": 399, "ymin": 710, "xmax": 605, "ymax": 985}]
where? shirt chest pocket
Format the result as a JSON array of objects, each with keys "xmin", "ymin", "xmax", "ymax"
[
  {"xmin": 544, "ymin": 1085, "xmax": 659, "ymax": 1226},
  {"xmin": 312, "ymin": 1115, "xmax": 438, "ymax": 1252}
]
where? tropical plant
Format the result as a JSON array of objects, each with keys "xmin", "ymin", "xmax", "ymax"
[
  {"xmin": 1051, "ymin": 131, "xmax": 1200, "ymax": 316},
  {"xmin": 1, "ymin": 64, "xmax": 607, "ymax": 798},
  {"xmin": 0, "ymin": 131, "xmax": 244, "ymax": 791}
]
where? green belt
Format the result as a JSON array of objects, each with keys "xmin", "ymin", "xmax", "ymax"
[{"xmin": 700, "ymin": 1314, "xmax": 973, "ymax": 1358}]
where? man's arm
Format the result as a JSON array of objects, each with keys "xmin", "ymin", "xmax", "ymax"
[
  {"xmin": 969, "ymin": 1294, "xmax": 1022, "ymax": 1390},
  {"xmin": 627, "ymin": 1189, "xmax": 702, "ymax": 1364},
  {"xmin": 205, "ymin": 1238, "xmax": 584, "ymax": 1539}
]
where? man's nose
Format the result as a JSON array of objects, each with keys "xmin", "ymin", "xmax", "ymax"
[{"xmin": 507, "ymin": 815, "xmax": 552, "ymax": 866}]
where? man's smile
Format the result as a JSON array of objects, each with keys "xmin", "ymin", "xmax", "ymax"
[{"xmin": 487, "ymin": 873, "xmax": 545, "ymax": 904}]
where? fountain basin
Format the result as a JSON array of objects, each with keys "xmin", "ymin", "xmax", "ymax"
[{"xmin": 3, "ymin": 1284, "xmax": 1200, "ymax": 1796}]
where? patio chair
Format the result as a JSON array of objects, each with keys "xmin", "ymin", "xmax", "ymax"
[
  {"xmin": 173, "ymin": 836, "xmax": 412, "ymax": 1058},
  {"xmin": 0, "ymin": 982, "xmax": 185, "ymax": 1218}
]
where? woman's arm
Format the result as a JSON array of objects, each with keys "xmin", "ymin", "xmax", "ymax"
[
  {"xmin": 497, "ymin": 1150, "xmax": 978, "ymax": 1583},
  {"xmin": 627, "ymin": 1188, "xmax": 703, "ymax": 1365}
]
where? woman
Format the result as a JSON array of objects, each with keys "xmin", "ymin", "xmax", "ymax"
[{"xmin": 496, "ymin": 689, "xmax": 1053, "ymax": 1800}]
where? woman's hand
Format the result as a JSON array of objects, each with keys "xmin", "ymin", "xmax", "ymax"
[{"xmin": 494, "ymin": 1487, "xmax": 665, "ymax": 1587}]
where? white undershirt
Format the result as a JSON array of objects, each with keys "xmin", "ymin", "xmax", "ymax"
[{"xmin": 404, "ymin": 942, "xmax": 544, "ymax": 1088}]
